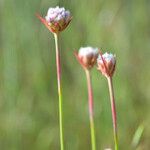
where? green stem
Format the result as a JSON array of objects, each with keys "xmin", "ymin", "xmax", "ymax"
[
  {"xmin": 85, "ymin": 69, "xmax": 96, "ymax": 150},
  {"xmin": 107, "ymin": 77, "xmax": 118, "ymax": 150},
  {"xmin": 54, "ymin": 33, "xmax": 64, "ymax": 150}
]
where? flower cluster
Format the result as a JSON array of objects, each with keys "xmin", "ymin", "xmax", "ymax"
[
  {"xmin": 45, "ymin": 6, "xmax": 72, "ymax": 33},
  {"xmin": 37, "ymin": 6, "xmax": 72, "ymax": 34},
  {"xmin": 75, "ymin": 47, "xmax": 99, "ymax": 70},
  {"xmin": 37, "ymin": 6, "xmax": 118, "ymax": 150},
  {"xmin": 97, "ymin": 52, "xmax": 116, "ymax": 77},
  {"xmin": 75, "ymin": 47, "xmax": 116, "ymax": 77}
]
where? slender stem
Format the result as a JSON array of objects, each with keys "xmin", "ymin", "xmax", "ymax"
[
  {"xmin": 107, "ymin": 76, "xmax": 118, "ymax": 150},
  {"xmin": 54, "ymin": 33, "xmax": 64, "ymax": 150},
  {"xmin": 85, "ymin": 69, "xmax": 96, "ymax": 150}
]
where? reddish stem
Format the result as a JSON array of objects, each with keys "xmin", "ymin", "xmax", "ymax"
[
  {"xmin": 107, "ymin": 76, "xmax": 118, "ymax": 150},
  {"xmin": 85, "ymin": 69, "xmax": 96, "ymax": 150},
  {"xmin": 54, "ymin": 33, "xmax": 61, "ymax": 92},
  {"xmin": 54, "ymin": 33, "xmax": 64, "ymax": 150},
  {"xmin": 86, "ymin": 70, "xmax": 94, "ymax": 117}
]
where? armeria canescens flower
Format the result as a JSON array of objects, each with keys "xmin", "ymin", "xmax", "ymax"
[
  {"xmin": 75, "ymin": 47, "xmax": 99, "ymax": 70},
  {"xmin": 97, "ymin": 52, "xmax": 116, "ymax": 77},
  {"xmin": 75, "ymin": 47, "xmax": 98, "ymax": 149},
  {"xmin": 37, "ymin": 6, "xmax": 72, "ymax": 34}
]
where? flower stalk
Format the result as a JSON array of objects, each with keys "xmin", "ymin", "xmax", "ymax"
[
  {"xmin": 54, "ymin": 33, "xmax": 64, "ymax": 150},
  {"xmin": 37, "ymin": 6, "xmax": 72, "ymax": 150},
  {"xmin": 85, "ymin": 69, "xmax": 96, "ymax": 150},
  {"xmin": 97, "ymin": 52, "xmax": 118, "ymax": 150},
  {"xmin": 107, "ymin": 76, "xmax": 118, "ymax": 150},
  {"xmin": 75, "ymin": 47, "xmax": 98, "ymax": 150}
]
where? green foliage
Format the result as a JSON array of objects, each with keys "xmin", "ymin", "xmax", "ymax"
[{"xmin": 0, "ymin": 0, "xmax": 150, "ymax": 149}]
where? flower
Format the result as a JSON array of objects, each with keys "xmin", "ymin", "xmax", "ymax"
[
  {"xmin": 45, "ymin": 6, "xmax": 72, "ymax": 33},
  {"xmin": 75, "ymin": 47, "xmax": 99, "ymax": 70},
  {"xmin": 36, "ymin": 6, "xmax": 72, "ymax": 34},
  {"xmin": 97, "ymin": 52, "xmax": 116, "ymax": 77}
]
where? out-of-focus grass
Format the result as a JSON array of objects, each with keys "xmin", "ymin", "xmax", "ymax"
[
  {"xmin": 0, "ymin": 0, "xmax": 150, "ymax": 150},
  {"xmin": 132, "ymin": 124, "xmax": 144, "ymax": 148}
]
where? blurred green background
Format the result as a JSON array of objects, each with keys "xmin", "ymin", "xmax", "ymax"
[{"xmin": 0, "ymin": 0, "xmax": 150, "ymax": 149}]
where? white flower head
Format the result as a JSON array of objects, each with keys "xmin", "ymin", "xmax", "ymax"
[
  {"xmin": 79, "ymin": 47, "xmax": 99, "ymax": 57},
  {"xmin": 77, "ymin": 47, "xmax": 99, "ymax": 70},
  {"xmin": 45, "ymin": 6, "xmax": 72, "ymax": 33},
  {"xmin": 97, "ymin": 52, "xmax": 116, "ymax": 77},
  {"xmin": 97, "ymin": 52, "xmax": 115, "ymax": 65}
]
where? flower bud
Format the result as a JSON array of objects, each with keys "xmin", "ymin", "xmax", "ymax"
[
  {"xmin": 75, "ymin": 47, "xmax": 99, "ymax": 70},
  {"xmin": 97, "ymin": 52, "xmax": 116, "ymax": 77},
  {"xmin": 45, "ymin": 6, "xmax": 72, "ymax": 33}
]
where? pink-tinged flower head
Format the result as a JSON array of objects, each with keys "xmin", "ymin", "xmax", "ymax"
[
  {"xmin": 45, "ymin": 6, "xmax": 72, "ymax": 33},
  {"xmin": 75, "ymin": 47, "xmax": 99, "ymax": 70},
  {"xmin": 97, "ymin": 52, "xmax": 116, "ymax": 77}
]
